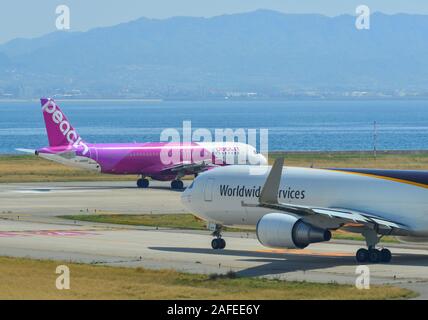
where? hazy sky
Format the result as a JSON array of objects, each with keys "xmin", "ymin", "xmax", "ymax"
[{"xmin": 1, "ymin": 0, "xmax": 427, "ymax": 44}]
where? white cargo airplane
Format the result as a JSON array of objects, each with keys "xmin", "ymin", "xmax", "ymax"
[{"xmin": 181, "ymin": 157, "xmax": 428, "ymax": 263}]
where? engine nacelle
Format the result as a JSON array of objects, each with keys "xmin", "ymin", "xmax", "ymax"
[{"xmin": 256, "ymin": 213, "xmax": 332, "ymax": 249}]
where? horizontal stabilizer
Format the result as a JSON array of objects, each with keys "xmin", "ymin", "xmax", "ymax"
[{"xmin": 15, "ymin": 148, "xmax": 36, "ymax": 154}]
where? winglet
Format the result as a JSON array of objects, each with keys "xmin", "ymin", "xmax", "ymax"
[{"xmin": 259, "ymin": 157, "xmax": 284, "ymax": 204}]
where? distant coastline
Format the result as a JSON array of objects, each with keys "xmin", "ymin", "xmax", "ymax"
[
  {"xmin": 0, "ymin": 98, "xmax": 164, "ymax": 103},
  {"xmin": 1, "ymin": 97, "xmax": 428, "ymax": 103},
  {"xmin": 1, "ymin": 11, "xmax": 428, "ymax": 100}
]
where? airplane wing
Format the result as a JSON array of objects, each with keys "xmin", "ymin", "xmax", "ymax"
[{"xmin": 242, "ymin": 157, "xmax": 410, "ymax": 235}]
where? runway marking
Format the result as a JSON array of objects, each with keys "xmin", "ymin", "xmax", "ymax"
[
  {"xmin": 12, "ymin": 189, "xmax": 106, "ymax": 194},
  {"xmin": 29, "ymin": 230, "xmax": 99, "ymax": 237},
  {"xmin": 255, "ymin": 248, "xmax": 353, "ymax": 257},
  {"xmin": 0, "ymin": 232, "xmax": 30, "ymax": 238},
  {"xmin": 0, "ymin": 230, "xmax": 99, "ymax": 238}
]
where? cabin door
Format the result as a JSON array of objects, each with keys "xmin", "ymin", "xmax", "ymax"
[{"xmin": 204, "ymin": 178, "xmax": 215, "ymax": 202}]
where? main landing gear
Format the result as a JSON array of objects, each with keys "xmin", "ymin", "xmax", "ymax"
[
  {"xmin": 171, "ymin": 180, "xmax": 184, "ymax": 190},
  {"xmin": 356, "ymin": 248, "xmax": 392, "ymax": 263},
  {"xmin": 355, "ymin": 229, "xmax": 392, "ymax": 263},
  {"xmin": 136, "ymin": 177, "xmax": 149, "ymax": 188},
  {"xmin": 211, "ymin": 225, "xmax": 226, "ymax": 250}
]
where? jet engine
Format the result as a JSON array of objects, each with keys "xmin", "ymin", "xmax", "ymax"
[{"xmin": 256, "ymin": 213, "xmax": 331, "ymax": 249}]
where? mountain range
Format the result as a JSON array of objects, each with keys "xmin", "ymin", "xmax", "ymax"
[{"xmin": 1, "ymin": 10, "xmax": 428, "ymax": 99}]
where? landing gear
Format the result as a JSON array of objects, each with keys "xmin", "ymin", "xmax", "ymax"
[
  {"xmin": 137, "ymin": 178, "xmax": 149, "ymax": 188},
  {"xmin": 171, "ymin": 180, "xmax": 184, "ymax": 190},
  {"xmin": 356, "ymin": 248, "xmax": 391, "ymax": 263},
  {"xmin": 211, "ymin": 225, "xmax": 226, "ymax": 250},
  {"xmin": 355, "ymin": 229, "xmax": 392, "ymax": 263},
  {"xmin": 211, "ymin": 238, "xmax": 226, "ymax": 250},
  {"xmin": 380, "ymin": 248, "xmax": 392, "ymax": 263},
  {"xmin": 356, "ymin": 248, "xmax": 369, "ymax": 263},
  {"xmin": 368, "ymin": 248, "xmax": 381, "ymax": 263}
]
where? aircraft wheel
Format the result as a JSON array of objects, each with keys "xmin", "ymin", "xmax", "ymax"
[
  {"xmin": 219, "ymin": 238, "xmax": 226, "ymax": 249},
  {"xmin": 211, "ymin": 238, "xmax": 226, "ymax": 250},
  {"xmin": 368, "ymin": 249, "xmax": 381, "ymax": 263},
  {"xmin": 380, "ymin": 248, "xmax": 392, "ymax": 263},
  {"xmin": 171, "ymin": 180, "xmax": 184, "ymax": 190},
  {"xmin": 137, "ymin": 178, "xmax": 149, "ymax": 188},
  {"xmin": 356, "ymin": 248, "xmax": 369, "ymax": 263},
  {"xmin": 211, "ymin": 238, "xmax": 220, "ymax": 250}
]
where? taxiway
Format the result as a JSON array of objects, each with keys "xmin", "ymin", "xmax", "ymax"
[{"xmin": 1, "ymin": 181, "xmax": 427, "ymax": 298}]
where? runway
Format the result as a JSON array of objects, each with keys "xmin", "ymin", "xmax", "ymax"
[{"xmin": 1, "ymin": 181, "xmax": 428, "ymax": 298}]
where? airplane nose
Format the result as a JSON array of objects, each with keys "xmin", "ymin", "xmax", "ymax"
[{"xmin": 259, "ymin": 154, "xmax": 268, "ymax": 165}]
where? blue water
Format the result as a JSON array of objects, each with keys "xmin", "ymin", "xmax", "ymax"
[{"xmin": 1, "ymin": 100, "xmax": 428, "ymax": 154}]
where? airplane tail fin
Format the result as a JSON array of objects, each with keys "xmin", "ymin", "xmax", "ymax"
[{"xmin": 40, "ymin": 98, "xmax": 84, "ymax": 147}]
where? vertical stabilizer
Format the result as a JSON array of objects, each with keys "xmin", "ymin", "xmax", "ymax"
[{"xmin": 40, "ymin": 98, "xmax": 88, "ymax": 154}]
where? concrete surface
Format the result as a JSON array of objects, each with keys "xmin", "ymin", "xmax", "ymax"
[
  {"xmin": 0, "ymin": 181, "xmax": 187, "ymax": 216},
  {"xmin": 0, "ymin": 181, "xmax": 427, "ymax": 299}
]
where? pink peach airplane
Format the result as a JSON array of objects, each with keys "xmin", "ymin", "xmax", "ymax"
[{"xmin": 17, "ymin": 98, "xmax": 267, "ymax": 189}]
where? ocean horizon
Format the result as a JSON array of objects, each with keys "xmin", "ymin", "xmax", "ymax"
[{"xmin": 1, "ymin": 99, "xmax": 428, "ymax": 154}]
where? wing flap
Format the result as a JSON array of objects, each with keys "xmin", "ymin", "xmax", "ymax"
[{"xmin": 161, "ymin": 161, "xmax": 218, "ymax": 175}]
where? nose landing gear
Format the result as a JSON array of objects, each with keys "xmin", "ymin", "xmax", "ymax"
[
  {"xmin": 211, "ymin": 224, "xmax": 226, "ymax": 250},
  {"xmin": 211, "ymin": 238, "xmax": 226, "ymax": 250}
]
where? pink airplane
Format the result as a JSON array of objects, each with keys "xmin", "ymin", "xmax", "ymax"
[{"xmin": 18, "ymin": 98, "xmax": 267, "ymax": 189}]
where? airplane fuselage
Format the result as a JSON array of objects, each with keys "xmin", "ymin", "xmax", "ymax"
[
  {"xmin": 182, "ymin": 165, "xmax": 428, "ymax": 236},
  {"xmin": 37, "ymin": 142, "xmax": 265, "ymax": 180}
]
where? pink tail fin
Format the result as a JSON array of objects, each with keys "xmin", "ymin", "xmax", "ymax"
[{"xmin": 40, "ymin": 98, "xmax": 82, "ymax": 147}]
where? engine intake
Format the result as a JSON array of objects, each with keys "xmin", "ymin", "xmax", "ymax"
[{"xmin": 256, "ymin": 213, "xmax": 331, "ymax": 249}]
